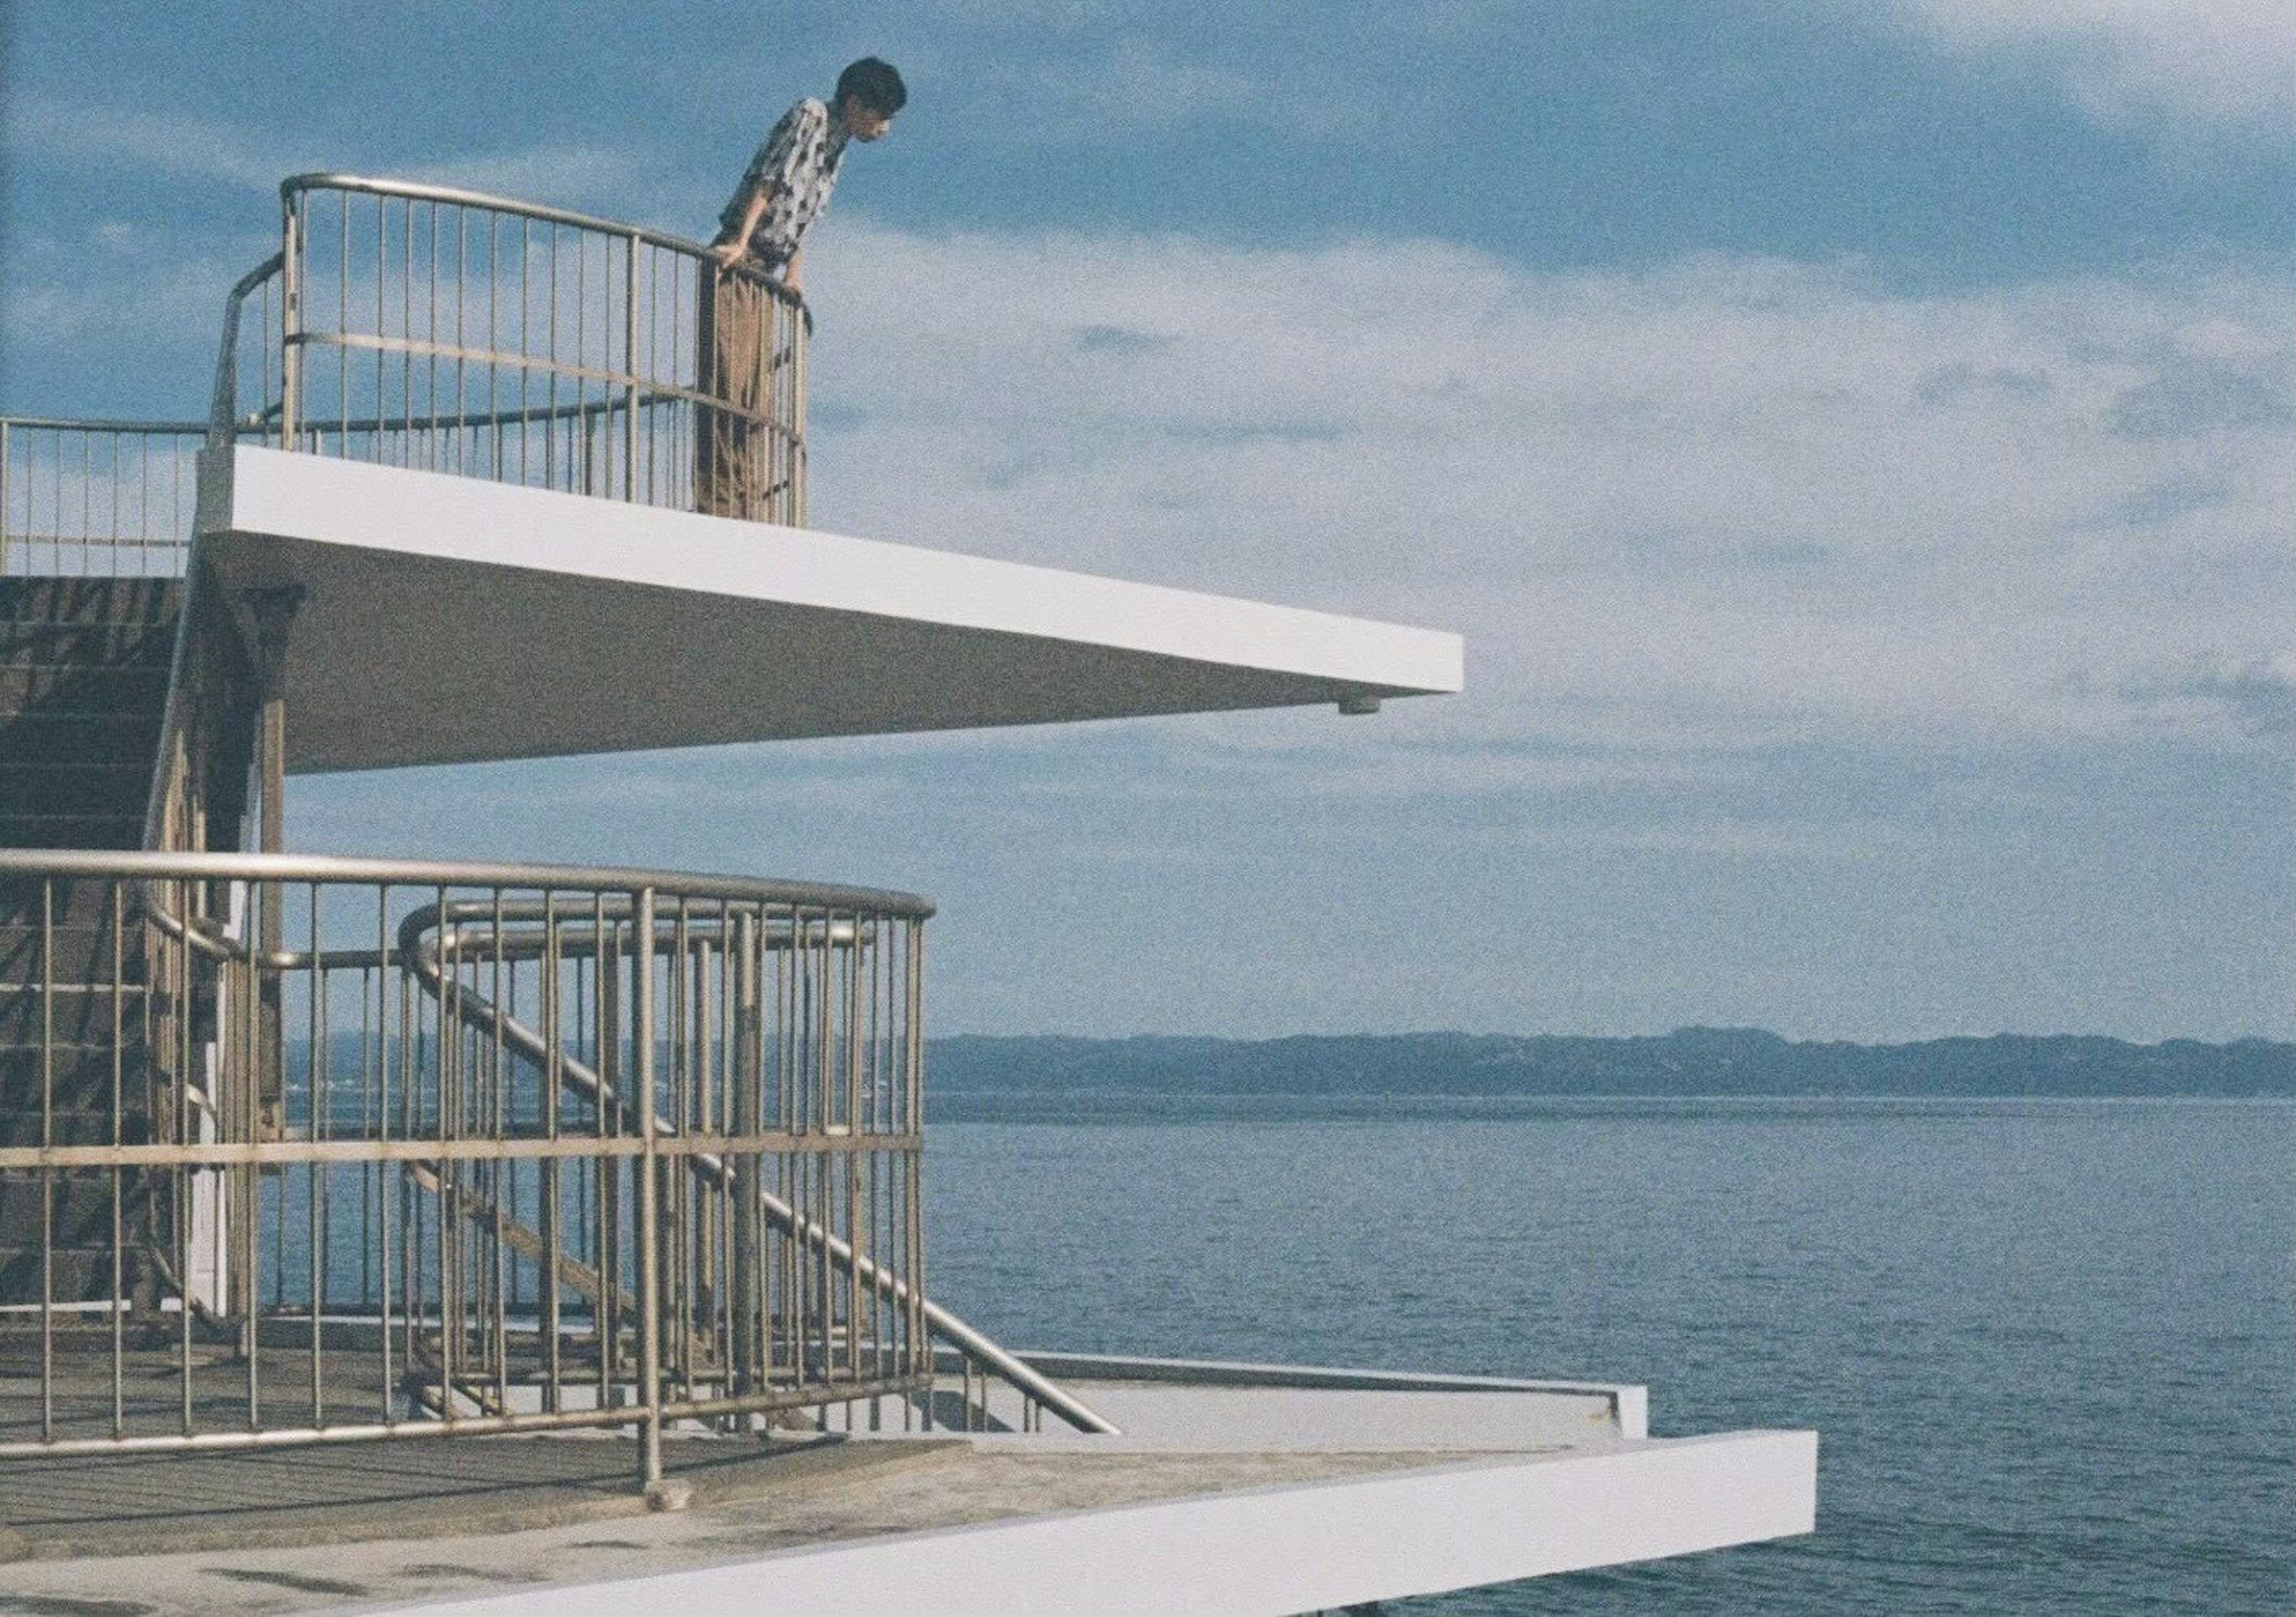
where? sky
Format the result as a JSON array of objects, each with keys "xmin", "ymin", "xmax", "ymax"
[{"xmin": 3, "ymin": 2, "xmax": 2290, "ymax": 1042}]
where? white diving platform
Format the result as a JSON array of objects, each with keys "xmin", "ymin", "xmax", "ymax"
[
  {"xmin": 195, "ymin": 447, "xmax": 1464, "ymax": 774},
  {"xmin": 0, "ymin": 1356, "xmax": 1816, "ymax": 1616}
]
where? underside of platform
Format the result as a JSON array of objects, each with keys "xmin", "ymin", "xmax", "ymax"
[{"xmin": 195, "ymin": 447, "xmax": 1464, "ymax": 774}]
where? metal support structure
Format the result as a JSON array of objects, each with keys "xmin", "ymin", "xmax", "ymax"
[
  {"xmin": 0, "ymin": 850, "xmax": 1109, "ymax": 1475},
  {"xmin": 632, "ymin": 886, "xmax": 665, "ymax": 1494},
  {"xmin": 241, "ymin": 588, "xmax": 302, "ymax": 855},
  {"xmin": 241, "ymin": 588, "xmax": 301, "ymax": 1145},
  {"xmin": 279, "ymin": 199, "xmax": 303, "ymax": 449},
  {"xmin": 622, "ymin": 232, "xmax": 642, "ymax": 504}
]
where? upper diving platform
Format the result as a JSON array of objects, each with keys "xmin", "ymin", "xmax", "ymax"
[
  {"xmin": 199, "ymin": 444, "xmax": 1463, "ymax": 773},
  {"xmin": 169, "ymin": 173, "xmax": 1460, "ymax": 774}
]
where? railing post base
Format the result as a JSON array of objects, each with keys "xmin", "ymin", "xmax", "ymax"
[{"xmin": 642, "ymin": 1476, "xmax": 692, "ymax": 1513}]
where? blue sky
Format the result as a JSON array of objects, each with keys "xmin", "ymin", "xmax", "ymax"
[{"xmin": 5, "ymin": 2, "xmax": 2291, "ymax": 1041}]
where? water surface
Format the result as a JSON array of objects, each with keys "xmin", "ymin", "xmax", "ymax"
[{"xmin": 924, "ymin": 1097, "xmax": 2295, "ymax": 1615}]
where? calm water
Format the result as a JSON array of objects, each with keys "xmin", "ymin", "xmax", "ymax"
[{"xmin": 923, "ymin": 1097, "xmax": 2295, "ymax": 1615}]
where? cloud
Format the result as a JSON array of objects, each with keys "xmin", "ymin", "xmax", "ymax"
[
  {"xmin": 2124, "ymin": 654, "xmax": 2296, "ymax": 739},
  {"xmin": 400, "ymin": 144, "xmax": 713, "ymax": 231},
  {"xmin": 799, "ymin": 219, "xmax": 2293, "ymax": 764},
  {"xmin": 6, "ymin": 98, "xmax": 315, "ymax": 191},
  {"xmin": 0, "ymin": 221, "xmax": 267, "ymax": 379},
  {"xmin": 2107, "ymin": 352, "xmax": 2293, "ymax": 440},
  {"xmin": 279, "ymin": 219, "xmax": 2290, "ymax": 1042},
  {"xmin": 961, "ymin": 32, "xmax": 1352, "ymax": 144},
  {"xmin": 1889, "ymin": 1, "xmax": 2296, "ymax": 132},
  {"xmin": 5, "ymin": 94, "xmax": 699, "ymax": 236}
]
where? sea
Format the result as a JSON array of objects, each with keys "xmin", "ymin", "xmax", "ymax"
[{"xmin": 921, "ymin": 1095, "xmax": 2295, "ymax": 1615}]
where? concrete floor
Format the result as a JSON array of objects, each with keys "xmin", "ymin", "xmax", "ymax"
[{"xmin": 0, "ymin": 1434, "xmax": 1462, "ymax": 1615}]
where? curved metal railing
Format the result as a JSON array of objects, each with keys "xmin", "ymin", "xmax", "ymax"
[
  {"xmin": 0, "ymin": 850, "xmax": 1110, "ymax": 1474},
  {"xmin": 10, "ymin": 172, "xmax": 812, "ymax": 579},
  {"xmin": 0, "ymin": 417, "xmax": 209, "ymax": 578},
  {"xmin": 242, "ymin": 174, "xmax": 808, "ymax": 524},
  {"xmin": 2, "ymin": 853, "xmax": 927, "ymax": 1467},
  {"xmin": 396, "ymin": 896, "xmax": 1113, "ymax": 1438}
]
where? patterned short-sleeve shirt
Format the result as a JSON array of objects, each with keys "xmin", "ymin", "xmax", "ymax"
[{"xmin": 715, "ymin": 97, "xmax": 850, "ymax": 267}]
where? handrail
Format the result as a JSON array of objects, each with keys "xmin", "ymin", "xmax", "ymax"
[
  {"xmin": 230, "ymin": 172, "xmax": 811, "ymax": 523},
  {"xmin": 0, "ymin": 849, "xmax": 933, "ymax": 919},
  {"xmin": 5, "ymin": 172, "xmax": 820, "ymax": 576},
  {"xmin": 279, "ymin": 173, "xmax": 807, "ymax": 324},
  {"xmin": 396, "ymin": 899, "xmax": 1119, "ymax": 1436},
  {"xmin": 207, "ymin": 252, "xmax": 286, "ymax": 454},
  {"xmin": 0, "ymin": 851, "xmax": 947, "ymax": 1465},
  {"xmin": 0, "ymin": 414, "xmax": 211, "ymax": 435},
  {"xmin": 1, "ymin": 852, "xmax": 1097, "ymax": 1433},
  {"xmin": 0, "ymin": 414, "xmax": 206, "ymax": 579},
  {"xmin": 146, "ymin": 258, "xmax": 270, "ymax": 846}
]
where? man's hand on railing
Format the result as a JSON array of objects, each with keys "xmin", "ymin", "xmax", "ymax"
[{"xmin": 707, "ymin": 239, "xmax": 747, "ymax": 270}]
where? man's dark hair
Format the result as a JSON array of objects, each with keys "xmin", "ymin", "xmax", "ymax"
[{"xmin": 836, "ymin": 57, "xmax": 907, "ymax": 116}]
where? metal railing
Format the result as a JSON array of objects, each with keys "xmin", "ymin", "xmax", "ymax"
[
  {"xmin": 0, "ymin": 419, "xmax": 207, "ymax": 578},
  {"xmin": 0, "ymin": 850, "xmax": 1111, "ymax": 1471},
  {"xmin": 9, "ymin": 174, "xmax": 811, "ymax": 577},
  {"xmin": 0, "ymin": 852, "xmax": 943, "ymax": 1480},
  {"xmin": 224, "ymin": 174, "xmax": 810, "ymax": 524}
]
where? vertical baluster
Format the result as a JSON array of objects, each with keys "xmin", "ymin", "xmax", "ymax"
[
  {"xmin": 541, "ymin": 891, "xmax": 562, "ymax": 1412},
  {"xmin": 310, "ymin": 884, "xmax": 326, "ymax": 1426},
  {"xmin": 39, "ymin": 880, "xmax": 56, "ymax": 1441},
  {"xmin": 109, "ymin": 881, "xmax": 126, "ymax": 1436},
  {"xmin": 623, "ymin": 234, "xmax": 641, "ymax": 501},
  {"xmin": 633, "ymin": 888, "xmax": 664, "ymax": 1491}
]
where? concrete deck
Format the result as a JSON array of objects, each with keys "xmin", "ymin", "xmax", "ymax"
[{"xmin": 0, "ymin": 1357, "xmax": 1816, "ymax": 1616}]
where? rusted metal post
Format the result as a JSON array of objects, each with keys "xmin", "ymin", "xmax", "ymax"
[
  {"xmin": 633, "ymin": 885, "xmax": 672, "ymax": 1502},
  {"xmin": 622, "ymin": 234, "xmax": 641, "ymax": 502},
  {"xmin": 246, "ymin": 589, "xmax": 301, "ymax": 1143},
  {"xmin": 279, "ymin": 196, "xmax": 302, "ymax": 448}
]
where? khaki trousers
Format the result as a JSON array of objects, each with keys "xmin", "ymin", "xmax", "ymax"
[{"xmin": 694, "ymin": 262, "xmax": 781, "ymax": 520}]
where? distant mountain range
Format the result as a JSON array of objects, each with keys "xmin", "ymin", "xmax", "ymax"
[{"xmin": 926, "ymin": 1029, "xmax": 2296, "ymax": 1098}]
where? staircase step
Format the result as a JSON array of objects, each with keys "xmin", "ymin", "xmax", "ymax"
[
  {"xmin": 0, "ymin": 878, "xmax": 150, "ymax": 929},
  {"xmin": 0, "ymin": 1106, "xmax": 149, "ymax": 1148},
  {"xmin": 0, "ymin": 666, "xmax": 171, "ymax": 713},
  {"xmin": 0, "ymin": 713, "xmax": 161, "ymax": 767},
  {"xmin": 0, "ymin": 983, "xmax": 153, "ymax": 1046},
  {"xmin": 0, "ymin": 1070, "xmax": 150, "ymax": 1129},
  {"xmin": 0, "ymin": 814, "xmax": 148, "ymax": 851},
  {"xmin": 0, "ymin": 621, "xmax": 179, "ymax": 669},
  {"xmin": 0, "ymin": 1244, "xmax": 151, "ymax": 1305},
  {"xmin": 0, "ymin": 762, "xmax": 152, "ymax": 818},
  {"xmin": 0, "ymin": 1045, "xmax": 170, "ymax": 1096},
  {"xmin": 0, "ymin": 578, "xmax": 183, "ymax": 626},
  {"xmin": 0, "ymin": 923, "xmax": 145, "ymax": 986},
  {"xmin": 0, "ymin": 1180, "xmax": 140, "ymax": 1246}
]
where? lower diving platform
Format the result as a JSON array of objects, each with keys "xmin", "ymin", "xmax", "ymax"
[{"xmin": 0, "ymin": 1353, "xmax": 1813, "ymax": 1615}]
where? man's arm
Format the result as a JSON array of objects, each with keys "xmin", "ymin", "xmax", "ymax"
[
  {"xmin": 710, "ymin": 185, "xmax": 774, "ymax": 267},
  {"xmin": 781, "ymin": 245, "xmax": 802, "ymax": 294}
]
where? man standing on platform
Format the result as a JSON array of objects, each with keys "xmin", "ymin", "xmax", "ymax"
[{"xmin": 697, "ymin": 57, "xmax": 905, "ymax": 518}]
